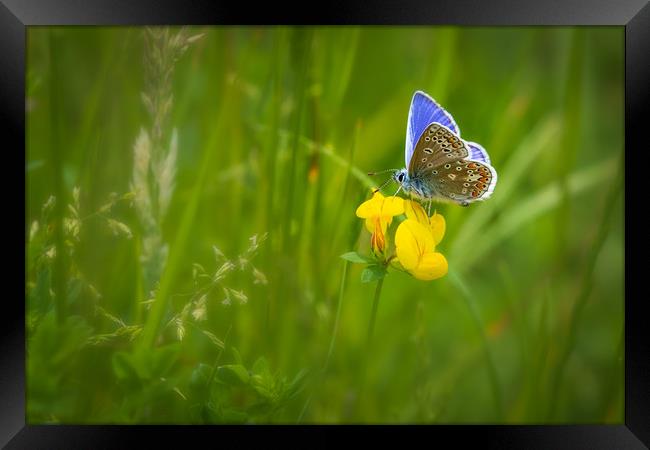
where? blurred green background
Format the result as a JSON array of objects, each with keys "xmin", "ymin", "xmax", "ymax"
[{"xmin": 26, "ymin": 26, "xmax": 624, "ymax": 424}]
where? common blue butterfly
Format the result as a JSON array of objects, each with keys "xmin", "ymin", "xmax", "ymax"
[{"xmin": 389, "ymin": 91, "xmax": 497, "ymax": 207}]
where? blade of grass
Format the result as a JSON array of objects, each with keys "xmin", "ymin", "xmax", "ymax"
[
  {"xmin": 555, "ymin": 28, "xmax": 586, "ymax": 258},
  {"xmin": 425, "ymin": 27, "xmax": 457, "ymax": 105},
  {"xmin": 453, "ymin": 154, "xmax": 618, "ymax": 272},
  {"xmin": 546, "ymin": 153, "xmax": 623, "ymax": 420},
  {"xmin": 252, "ymin": 123, "xmax": 375, "ymax": 190},
  {"xmin": 282, "ymin": 29, "xmax": 312, "ymax": 254},
  {"xmin": 326, "ymin": 27, "xmax": 360, "ymax": 117},
  {"xmin": 48, "ymin": 30, "xmax": 67, "ymax": 325},
  {"xmin": 138, "ymin": 82, "xmax": 237, "ymax": 351},
  {"xmin": 450, "ymin": 115, "xmax": 561, "ymax": 263},
  {"xmin": 262, "ymin": 28, "xmax": 286, "ymax": 339}
]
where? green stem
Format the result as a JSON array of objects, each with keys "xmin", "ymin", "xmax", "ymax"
[{"xmin": 366, "ymin": 277, "xmax": 385, "ymax": 349}]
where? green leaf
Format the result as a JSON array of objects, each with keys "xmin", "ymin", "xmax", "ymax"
[
  {"xmin": 111, "ymin": 344, "xmax": 180, "ymax": 387},
  {"xmin": 286, "ymin": 368, "xmax": 309, "ymax": 398},
  {"xmin": 340, "ymin": 251, "xmax": 373, "ymax": 264},
  {"xmin": 217, "ymin": 364, "xmax": 250, "ymax": 386},
  {"xmin": 361, "ymin": 265, "xmax": 386, "ymax": 283},
  {"xmin": 189, "ymin": 363, "xmax": 213, "ymax": 398},
  {"xmin": 252, "ymin": 357, "xmax": 270, "ymax": 378},
  {"xmin": 251, "ymin": 382, "xmax": 275, "ymax": 401},
  {"xmin": 190, "ymin": 363, "xmax": 212, "ymax": 388},
  {"xmin": 231, "ymin": 347, "xmax": 243, "ymax": 365}
]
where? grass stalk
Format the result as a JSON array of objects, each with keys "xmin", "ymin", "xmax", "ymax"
[
  {"xmin": 282, "ymin": 30, "xmax": 312, "ymax": 254},
  {"xmin": 555, "ymin": 28, "xmax": 585, "ymax": 259},
  {"xmin": 48, "ymin": 30, "xmax": 67, "ymax": 326},
  {"xmin": 138, "ymin": 83, "xmax": 236, "ymax": 351},
  {"xmin": 546, "ymin": 153, "xmax": 623, "ymax": 420},
  {"xmin": 262, "ymin": 29, "xmax": 284, "ymax": 337}
]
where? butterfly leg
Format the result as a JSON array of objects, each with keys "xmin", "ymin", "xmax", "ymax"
[
  {"xmin": 393, "ymin": 185, "xmax": 403, "ymax": 197},
  {"xmin": 427, "ymin": 199, "xmax": 432, "ymax": 216}
]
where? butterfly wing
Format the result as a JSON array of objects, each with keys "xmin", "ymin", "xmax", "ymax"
[
  {"xmin": 465, "ymin": 140, "xmax": 491, "ymax": 165},
  {"xmin": 408, "ymin": 123, "xmax": 497, "ymax": 204},
  {"xmin": 408, "ymin": 122, "xmax": 468, "ymax": 177},
  {"xmin": 429, "ymin": 159, "xmax": 498, "ymax": 203},
  {"xmin": 405, "ymin": 91, "xmax": 460, "ymax": 167}
]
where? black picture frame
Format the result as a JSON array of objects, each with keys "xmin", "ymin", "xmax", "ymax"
[{"xmin": 4, "ymin": 0, "xmax": 648, "ymax": 447}]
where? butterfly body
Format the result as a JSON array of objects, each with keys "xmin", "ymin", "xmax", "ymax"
[
  {"xmin": 394, "ymin": 169, "xmax": 440, "ymax": 202},
  {"xmin": 394, "ymin": 91, "xmax": 497, "ymax": 206}
]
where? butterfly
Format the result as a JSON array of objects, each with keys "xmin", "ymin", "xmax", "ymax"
[{"xmin": 383, "ymin": 91, "xmax": 497, "ymax": 207}]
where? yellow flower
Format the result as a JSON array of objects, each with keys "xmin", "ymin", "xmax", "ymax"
[
  {"xmin": 395, "ymin": 218, "xmax": 448, "ymax": 281},
  {"xmin": 356, "ymin": 191, "xmax": 405, "ymax": 235},
  {"xmin": 369, "ymin": 218, "xmax": 386, "ymax": 257},
  {"xmin": 404, "ymin": 200, "xmax": 445, "ymax": 245}
]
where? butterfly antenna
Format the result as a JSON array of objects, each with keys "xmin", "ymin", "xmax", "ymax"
[
  {"xmin": 372, "ymin": 175, "xmax": 395, "ymax": 194},
  {"xmin": 368, "ymin": 168, "xmax": 398, "ymax": 176}
]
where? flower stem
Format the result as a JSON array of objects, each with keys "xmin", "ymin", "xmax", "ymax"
[{"xmin": 366, "ymin": 277, "xmax": 385, "ymax": 348}]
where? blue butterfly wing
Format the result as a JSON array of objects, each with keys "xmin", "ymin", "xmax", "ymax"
[
  {"xmin": 405, "ymin": 91, "xmax": 460, "ymax": 167},
  {"xmin": 465, "ymin": 141, "xmax": 491, "ymax": 165}
]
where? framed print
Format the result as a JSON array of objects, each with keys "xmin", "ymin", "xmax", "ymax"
[{"xmin": 3, "ymin": 0, "xmax": 650, "ymax": 447}]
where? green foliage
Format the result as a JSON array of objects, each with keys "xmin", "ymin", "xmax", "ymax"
[
  {"xmin": 361, "ymin": 265, "xmax": 387, "ymax": 283},
  {"xmin": 186, "ymin": 351, "xmax": 308, "ymax": 423},
  {"xmin": 340, "ymin": 251, "xmax": 373, "ymax": 264},
  {"xmin": 26, "ymin": 26, "xmax": 624, "ymax": 424}
]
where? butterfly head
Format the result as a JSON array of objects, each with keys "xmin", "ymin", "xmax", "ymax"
[{"xmin": 393, "ymin": 168, "xmax": 409, "ymax": 187}]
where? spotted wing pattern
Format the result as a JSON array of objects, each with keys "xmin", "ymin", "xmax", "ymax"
[
  {"xmin": 408, "ymin": 122, "xmax": 469, "ymax": 177},
  {"xmin": 427, "ymin": 159, "xmax": 497, "ymax": 204},
  {"xmin": 407, "ymin": 122, "xmax": 497, "ymax": 204}
]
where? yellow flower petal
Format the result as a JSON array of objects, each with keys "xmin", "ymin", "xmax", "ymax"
[
  {"xmin": 355, "ymin": 193, "xmax": 382, "ymax": 218},
  {"xmin": 429, "ymin": 212, "xmax": 446, "ymax": 245},
  {"xmin": 370, "ymin": 220, "xmax": 386, "ymax": 256},
  {"xmin": 380, "ymin": 196, "xmax": 405, "ymax": 217},
  {"xmin": 404, "ymin": 200, "xmax": 429, "ymax": 226},
  {"xmin": 412, "ymin": 252, "xmax": 448, "ymax": 280},
  {"xmin": 395, "ymin": 219, "xmax": 434, "ymax": 271},
  {"xmin": 357, "ymin": 191, "xmax": 403, "ymax": 233}
]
